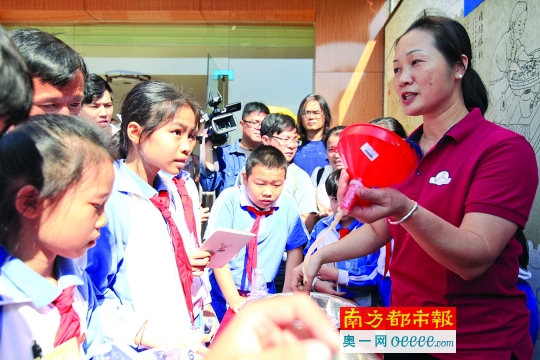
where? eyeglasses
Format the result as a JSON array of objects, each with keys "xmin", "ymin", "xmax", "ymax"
[
  {"xmin": 270, "ymin": 135, "xmax": 302, "ymax": 147},
  {"xmin": 242, "ymin": 119, "xmax": 262, "ymax": 129},
  {"xmin": 301, "ymin": 110, "xmax": 323, "ymax": 118}
]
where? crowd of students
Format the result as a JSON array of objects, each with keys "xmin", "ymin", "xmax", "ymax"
[{"xmin": 0, "ymin": 11, "xmax": 539, "ymax": 360}]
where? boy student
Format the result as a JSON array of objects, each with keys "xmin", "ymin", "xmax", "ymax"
[
  {"xmin": 81, "ymin": 74, "xmax": 116, "ymax": 134},
  {"xmin": 205, "ymin": 145, "xmax": 308, "ymax": 321},
  {"xmin": 235, "ymin": 113, "xmax": 318, "ymax": 231},
  {"xmin": 305, "ymin": 169, "xmax": 379, "ymax": 306},
  {"xmin": 200, "ymin": 102, "xmax": 269, "ymax": 196}
]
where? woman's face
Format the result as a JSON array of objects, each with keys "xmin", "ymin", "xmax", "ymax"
[
  {"xmin": 326, "ymin": 134, "xmax": 343, "ymax": 170},
  {"xmin": 393, "ymin": 30, "xmax": 461, "ymax": 118}
]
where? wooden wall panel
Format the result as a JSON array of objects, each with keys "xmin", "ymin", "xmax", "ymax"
[
  {"xmin": 315, "ymin": 0, "xmax": 385, "ymax": 73},
  {"xmin": 316, "ymin": 71, "xmax": 383, "ymax": 127},
  {"xmin": 314, "ymin": 0, "xmax": 386, "ymax": 125},
  {"xmin": 0, "ymin": 0, "xmax": 95, "ymax": 22},
  {"xmin": 85, "ymin": 0, "xmax": 205, "ymax": 22},
  {"xmin": 0, "ymin": 0, "xmax": 316, "ymax": 24},
  {"xmin": 201, "ymin": 0, "xmax": 315, "ymax": 23},
  {"xmin": 0, "ymin": 0, "xmax": 85, "ymax": 10}
]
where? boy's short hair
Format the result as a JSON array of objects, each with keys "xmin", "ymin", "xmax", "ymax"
[
  {"xmin": 83, "ymin": 74, "xmax": 113, "ymax": 104},
  {"xmin": 325, "ymin": 169, "xmax": 342, "ymax": 197},
  {"xmin": 260, "ymin": 113, "xmax": 297, "ymax": 137},
  {"xmin": 9, "ymin": 28, "xmax": 87, "ymax": 87},
  {"xmin": 245, "ymin": 144, "xmax": 287, "ymax": 177},
  {"xmin": 242, "ymin": 102, "xmax": 269, "ymax": 119}
]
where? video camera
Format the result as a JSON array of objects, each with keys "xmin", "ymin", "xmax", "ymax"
[{"xmin": 199, "ymin": 92, "xmax": 241, "ymax": 147}]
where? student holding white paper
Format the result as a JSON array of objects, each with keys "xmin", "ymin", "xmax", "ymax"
[{"xmin": 205, "ymin": 145, "xmax": 309, "ymax": 321}]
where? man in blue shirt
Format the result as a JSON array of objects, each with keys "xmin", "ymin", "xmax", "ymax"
[
  {"xmin": 294, "ymin": 94, "xmax": 331, "ymax": 176},
  {"xmin": 199, "ymin": 102, "xmax": 269, "ymax": 196}
]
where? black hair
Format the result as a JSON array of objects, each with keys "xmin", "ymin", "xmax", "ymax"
[
  {"xmin": 0, "ymin": 114, "xmax": 114, "ymax": 252},
  {"xmin": 296, "ymin": 94, "xmax": 332, "ymax": 142},
  {"xmin": 323, "ymin": 126, "xmax": 346, "ymax": 149},
  {"xmin": 325, "ymin": 169, "xmax": 342, "ymax": 198},
  {"xmin": 369, "ymin": 117, "xmax": 408, "ymax": 138},
  {"xmin": 260, "ymin": 113, "xmax": 298, "ymax": 138},
  {"xmin": 245, "ymin": 144, "xmax": 287, "ymax": 178},
  {"xmin": 118, "ymin": 81, "xmax": 201, "ymax": 159},
  {"xmin": 0, "ymin": 25, "xmax": 33, "ymax": 136},
  {"xmin": 242, "ymin": 102, "xmax": 270, "ymax": 119},
  {"xmin": 83, "ymin": 74, "xmax": 114, "ymax": 104},
  {"xmin": 395, "ymin": 13, "xmax": 488, "ymax": 115},
  {"xmin": 9, "ymin": 28, "xmax": 88, "ymax": 87},
  {"xmin": 515, "ymin": 228, "xmax": 529, "ymax": 270}
]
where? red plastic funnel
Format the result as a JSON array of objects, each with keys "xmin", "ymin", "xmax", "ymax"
[{"xmin": 337, "ymin": 123, "xmax": 417, "ymax": 210}]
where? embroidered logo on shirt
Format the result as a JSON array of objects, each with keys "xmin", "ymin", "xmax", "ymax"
[{"xmin": 429, "ymin": 171, "xmax": 451, "ymax": 186}]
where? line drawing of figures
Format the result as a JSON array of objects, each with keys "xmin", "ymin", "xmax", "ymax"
[{"xmin": 487, "ymin": 1, "xmax": 540, "ymax": 152}]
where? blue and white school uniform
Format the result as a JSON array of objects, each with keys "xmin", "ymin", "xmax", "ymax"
[
  {"xmin": 85, "ymin": 160, "xmax": 193, "ymax": 348},
  {"xmin": 234, "ymin": 163, "xmax": 318, "ymax": 215},
  {"xmin": 305, "ymin": 216, "xmax": 379, "ymax": 306},
  {"xmin": 205, "ymin": 185, "xmax": 308, "ymax": 320},
  {"xmin": 0, "ymin": 246, "xmax": 103, "ymax": 359}
]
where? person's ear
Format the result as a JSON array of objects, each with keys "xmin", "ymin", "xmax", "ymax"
[
  {"xmin": 242, "ymin": 171, "xmax": 248, "ymax": 186},
  {"xmin": 261, "ymin": 135, "xmax": 270, "ymax": 145},
  {"xmin": 457, "ymin": 54, "xmax": 469, "ymax": 79},
  {"xmin": 127, "ymin": 122, "xmax": 143, "ymax": 145},
  {"xmin": 15, "ymin": 185, "xmax": 41, "ymax": 219}
]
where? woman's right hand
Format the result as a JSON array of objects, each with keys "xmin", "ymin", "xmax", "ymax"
[{"xmin": 291, "ymin": 251, "xmax": 324, "ymax": 295}]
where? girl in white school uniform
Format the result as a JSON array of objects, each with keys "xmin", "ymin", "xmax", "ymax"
[
  {"xmin": 0, "ymin": 114, "xmax": 113, "ymax": 359},
  {"xmin": 85, "ymin": 81, "xmax": 215, "ymax": 353}
]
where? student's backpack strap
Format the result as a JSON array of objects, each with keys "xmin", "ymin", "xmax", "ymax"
[{"xmin": 316, "ymin": 167, "xmax": 324, "ymax": 186}]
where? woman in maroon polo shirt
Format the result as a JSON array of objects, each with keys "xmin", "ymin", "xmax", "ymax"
[{"xmin": 292, "ymin": 13, "xmax": 538, "ymax": 360}]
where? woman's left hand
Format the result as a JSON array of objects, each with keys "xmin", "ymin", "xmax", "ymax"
[
  {"xmin": 337, "ymin": 171, "xmax": 414, "ymax": 224},
  {"xmin": 316, "ymin": 265, "xmax": 338, "ymax": 282}
]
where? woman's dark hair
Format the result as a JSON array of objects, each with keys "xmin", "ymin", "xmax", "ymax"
[
  {"xmin": 118, "ymin": 81, "xmax": 201, "ymax": 159},
  {"xmin": 260, "ymin": 113, "xmax": 298, "ymax": 138},
  {"xmin": 296, "ymin": 94, "xmax": 332, "ymax": 142},
  {"xmin": 245, "ymin": 144, "xmax": 287, "ymax": 177},
  {"xmin": 325, "ymin": 169, "xmax": 342, "ymax": 198},
  {"xmin": 0, "ymin": 114, "xmax": 114, "ymax": 252},
  {"xmin": 323, "ymin": 126, "xmax": 346, "ymax": 149},
  {"xmin": 0, "ymin": 25, "xmax": 33, "ymax": 135},
  {"xmin": 395, "ymin": 13, "xmax": 488, "ymax": 115},
  {"xmin": 83, "ymin": 74, "xmax": 113, "ymax": 104},
  {"xmin": 369, "ymin": 117, "xmax": 408, "ymax": 138},
  {"xmin": 9, "ymin": 28, "xmax": 87, "ymax": 87}
]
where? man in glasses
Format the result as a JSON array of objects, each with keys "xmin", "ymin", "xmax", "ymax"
[
  {"xmin": 200, "ymin": 101, "xmax": 269, "ymax": 196},
  {"xmin": 294, "ymin": 94, "xmax": 333, "ymax": 177}
]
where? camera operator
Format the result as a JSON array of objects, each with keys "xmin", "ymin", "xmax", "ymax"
[{"xmin": 199, "ymin": 102, "xmax": 269, "ymax": 196}]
